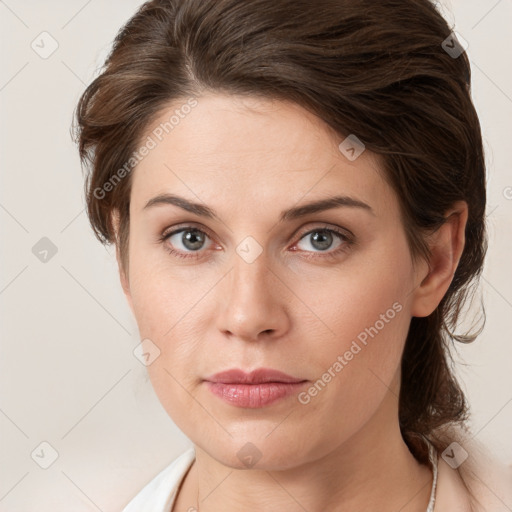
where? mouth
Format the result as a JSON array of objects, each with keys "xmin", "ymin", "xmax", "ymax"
[
  {"xmin": 203, "ymin": 368, "xmax": 308, "ymax": 408},
  {"xmin": 204, "ymin": 367, "xmax": 306, "ymax": 384}
]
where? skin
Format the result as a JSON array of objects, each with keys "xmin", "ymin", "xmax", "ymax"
[{"xmin": 113, "ymin": 93, "xmax": 468, "ymax": 511}]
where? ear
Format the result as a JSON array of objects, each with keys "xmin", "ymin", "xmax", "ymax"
[
  {"xmin": 111, "ymin": 209, "xmax": 134, "ymax": 315},
  {"xmin": 410, "ymin": 200, "xmax": 468, "ymax": 318}
]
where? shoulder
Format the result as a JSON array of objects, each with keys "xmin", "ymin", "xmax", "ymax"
[
  {"xmin": 433, "ymin": 425, "xmax": 512, "ymax": 512},
  {"xmin": 458, "ymin": 443, "xmax": 512, "ymax": 512},
  {"xmin": 121, "ymin": 446, "xmax": 196, "ymax": 512}
]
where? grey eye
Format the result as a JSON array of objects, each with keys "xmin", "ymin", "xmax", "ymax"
[
  {"xmin": 297, "ymin": 229, "xmax": 343, "ymax": 252},
  {"xmin": 169, "ymin": 229, "xmax": 209, "ymax": 252}
]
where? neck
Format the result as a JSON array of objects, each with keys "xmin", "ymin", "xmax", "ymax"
[{"xmin": 180, "ymin": 390, "xmax": 433, "ymax": 512}]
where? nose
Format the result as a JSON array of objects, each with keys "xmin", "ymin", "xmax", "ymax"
[{"xmin": 214, "ymin": 251, "xmax": 291, "ymax": 342}]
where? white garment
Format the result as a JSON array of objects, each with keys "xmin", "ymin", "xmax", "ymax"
[
  {"xmin": 120, "ymin": 443, "xmax": 512, "ymax": 512},
  {"xmin": 121, "ymin": 447, "xmax": 195, "ymax": 512}
]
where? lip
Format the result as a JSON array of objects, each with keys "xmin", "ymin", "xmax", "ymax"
[
  {"xmin": 204, "ymin": 368, "xmax": 306, "ymax": 384},
  {"xmin": 203, "ymin": 368, "xmax": 308, "ymax": 408}
]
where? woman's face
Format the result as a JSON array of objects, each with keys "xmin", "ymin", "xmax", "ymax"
[{"xmin": 119, "ymin": 93, "xmax": 428, "ymax": 469}]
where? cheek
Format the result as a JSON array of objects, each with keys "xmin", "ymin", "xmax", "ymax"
[
  {"xmin": 126, "ymin": 248, "xmax": 210, "ymax": 388},
  {"xmin": 299, "ymin": 234, "xmax": 413, "ymax": 356},
  {"xmin": 294, "ymin": 236, "xmax": 413, "ymax": 412},
  {"xmin": 127, "ymin": 240, "xmax": 199, "ymax": 338},
  {"xmin": 129, "ymin": 274, "xmax": 205, "ymax": 432},
  {"xmin": 292, "ymin": 289, "xmax": 409, "ymax": 456}
]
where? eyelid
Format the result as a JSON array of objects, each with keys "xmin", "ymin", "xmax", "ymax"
[
  {"xmin": 293, "ymin": 223, "xmax": 354, "ymax": 243},
  {"xmin": 161, "ymin": 222, "xmax": 216, "ymax": 241}
]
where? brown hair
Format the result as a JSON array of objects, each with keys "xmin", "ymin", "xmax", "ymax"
[{"xmin": 74, "ymin": 0, "xmax": 487, "ymax": 472}]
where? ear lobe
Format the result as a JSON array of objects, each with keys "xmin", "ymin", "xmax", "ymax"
[{"xmin": 410, "ymin": 201, "xmax": 468, "ymax": 318}]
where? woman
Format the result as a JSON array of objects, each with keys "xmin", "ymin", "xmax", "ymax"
[{"xmin": 73, "ymin": 0, "xmax": 512, "ymax": 510}]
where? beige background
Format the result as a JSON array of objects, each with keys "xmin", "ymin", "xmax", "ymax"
[{"xmin": 1, "ymin": 1, "xmax": 511, "ymax": 510}]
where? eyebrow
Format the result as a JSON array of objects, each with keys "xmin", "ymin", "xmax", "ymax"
[{"xmin": 143, "ymin": 193, "xmax": 375, "ymax": 222}]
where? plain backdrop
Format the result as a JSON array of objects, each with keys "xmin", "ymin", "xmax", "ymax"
[{"xmin": 1, "ymin": 1, "xmax": 511, "ymax": 510}]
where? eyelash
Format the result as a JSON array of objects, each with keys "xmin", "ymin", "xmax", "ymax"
[{"xmin": 157, "ymin": 224, "xmax": 354, "ymax": 261}]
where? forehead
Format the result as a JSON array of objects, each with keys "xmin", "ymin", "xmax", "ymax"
[{"xmin": 130, "ymin": 93, "xmax": 396, "ymax": 219}]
